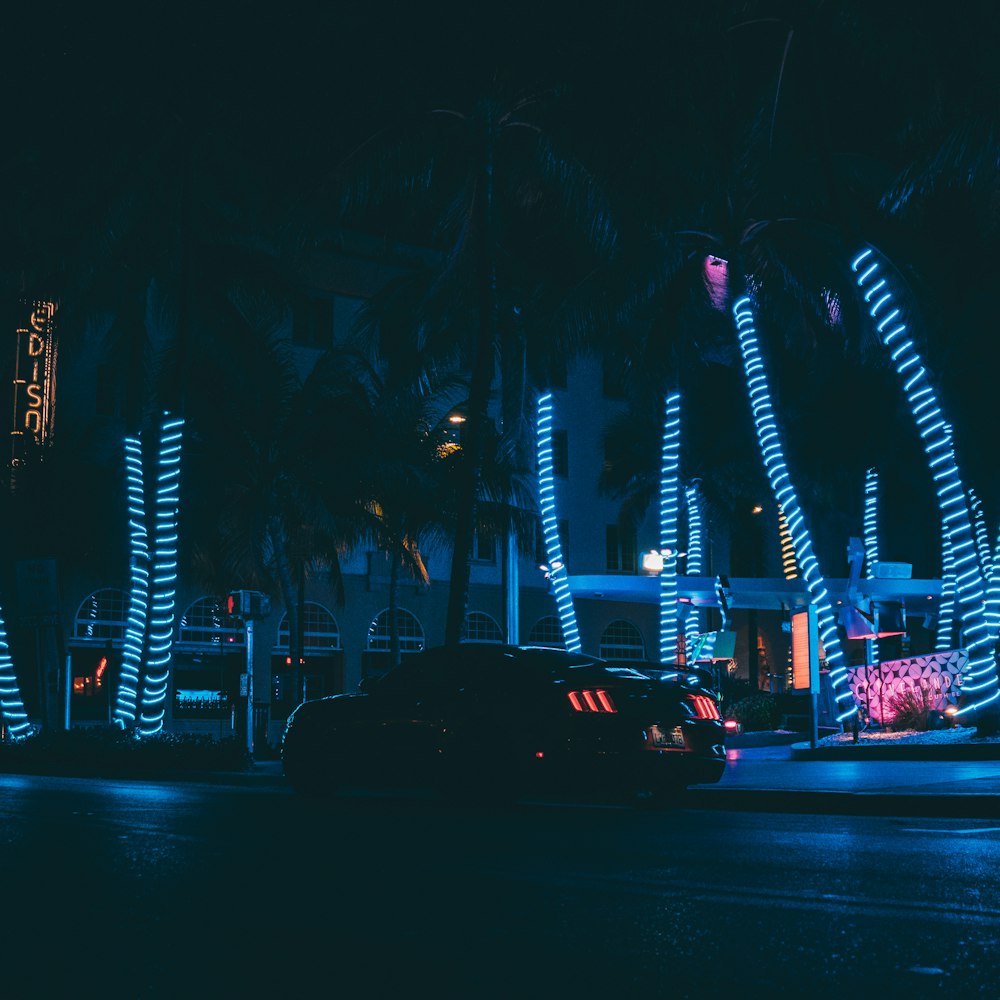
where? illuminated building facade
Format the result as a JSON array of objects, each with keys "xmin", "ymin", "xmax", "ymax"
[{"xmin": 6, "ymin": 235, "xmax": 957, "ymax": 747}]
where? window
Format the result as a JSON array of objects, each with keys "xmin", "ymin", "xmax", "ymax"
[
  {"xmin": 276, "ymin": 602, "xmax": 341, "ymax": 653},
  {"xmin": 463, "ymin": 612, "xmax": 503, "ymax": 644},
  {"xmin": 367, "ymin": 608, "xmax": 425, "ymax": 653},
  {"xmin": 551, "ymin": 430, "xmax": 568, "ymax": 478},
  {"xmin": 471, "ymin": 531, "xmax": 496, "ymax": 563},
  {"xmin": 74, "ymin": 589, "xmax": 129, "ymax": 642},
  {"xmin": 606, "ymin": 524, "xmax": 637, "ymax": 573},
  {"xmin": 600, "ymin": 620, "xmax": 645, "ymax": 661},
  {"xmin": 178, "ymin": 597, "xmax": 245, "ymax": 648},
  {"xmin": 527, "ymin": 616, "xmax": 564, "ymax": 649}
]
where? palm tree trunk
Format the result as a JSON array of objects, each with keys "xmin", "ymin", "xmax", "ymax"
[
  {"xmin": 445, "ymin": 136, "xmax": 497, "ymax": 646},
  {"xmin": 0, "ymin": 603, "xmax": 32, "ymax": 737},
  {"xmin": 389, "ymin": 541, "xmax": 402, "ymax": 668},
  {"xmin": 852, "ymin": 248, "xmax": 1000, "ymax": 728},
  {"xmin": 114, "ymin": 435, "xmax": 149, "ymax": 728},
  {"xmin": 268, "ymin": 515, "xmax": 301, "ymax": 697},
  {"xmin": 138, "ymin": 413, "xmax": 185, "ymax": 735},
  {"xmin": 500, "ymin": 311, "xmax": 527, "ymax": 645},
  {"xmin": 659, "ymin": 391, "xmax": 681, "ymax": 663},
  {"xmin": 536, "ymin": 391, "xmax": 581, "ymax": 652},
  {"xmin": 731, "ymin": 296, "xmax": 854, "ymax": 724}
]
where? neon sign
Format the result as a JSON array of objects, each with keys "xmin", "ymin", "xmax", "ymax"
[{"xmin": 10, "ymin": 300, "xmax": 57, "ymax": 471}]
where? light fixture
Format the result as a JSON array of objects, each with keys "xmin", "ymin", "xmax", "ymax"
[{"xmin": 641, "ymin": 550, "xmax": 664, "ymax": 574}]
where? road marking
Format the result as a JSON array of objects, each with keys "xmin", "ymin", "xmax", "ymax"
[{"xmin": 901, "ymin": 827, "xmax": 1000, "ymax": 834}]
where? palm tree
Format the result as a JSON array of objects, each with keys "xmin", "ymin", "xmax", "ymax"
[
  {"xmin": 181, "ymin": 287, "xmax": 349, "ymax": 688},
  {"xmin": 329, "ymin": 79, "xmax": 612, "ymax": 645},
  {"xmin": 294, "ymin": 347, "xmax": 523, "ymax": 665}
]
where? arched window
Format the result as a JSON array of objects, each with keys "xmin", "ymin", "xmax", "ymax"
[
  {"xmin": 600, "ymin": 619, "xmax": 645, "ymax": 661},
  {"xmin": 527, "ymin": 615, "xmax": 564, "ymax": 649},
  {"xmin": 276, "ymin": 602, "xmax": 341, "ymax": 652},
  {"xmin": 178, "ymin": 596, "xmax": 245, "ymax": 648},
  {"xmin": 367, "ymin": 608, "xmax": 425, "ymax": 653},
  {"xmin": 74, "ymin": 589, "xmax": 129, "ymax": 642},
  {"xmin": 463, "ymin": 612, "xmax": 503, "ymax": 644}
]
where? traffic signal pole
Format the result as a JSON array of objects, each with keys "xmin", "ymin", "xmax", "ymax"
[
  {"xmin": 226, "ymin": 590, "xmax": 271, "ymax": 759},
  {"xmin": 245, "ymin": 618, "xmax": 254, "ymax": 758}
]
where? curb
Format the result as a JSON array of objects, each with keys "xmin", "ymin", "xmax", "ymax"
[
  {"xmin": 788, "ymin": 741, "xmax": 1000, "ymax": 761},
  {"xmin": 0, "ymin": 764, "xmax": 290, "ymax": 788}
]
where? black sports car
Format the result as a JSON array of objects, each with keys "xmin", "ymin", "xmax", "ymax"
[{"xmin": 281, "ymin": 644, "xmax": 727, "ymax": 804}]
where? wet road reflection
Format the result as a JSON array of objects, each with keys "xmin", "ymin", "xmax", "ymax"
[{"xmin": 1, "ymin": 774, "xmax": 997, "ymax": 997}]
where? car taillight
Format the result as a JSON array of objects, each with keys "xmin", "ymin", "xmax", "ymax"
[
  {"xmin": 567, "ymin": 689, "xmax": 618, "ymax": 713},
  {"xmin": 688, "ymin": 694, "xmax": 721, "ymax": 720}
]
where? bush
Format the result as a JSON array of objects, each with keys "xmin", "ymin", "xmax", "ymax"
[
  {"xmin": 886, "ymin": 685, "xmax": 938, "ymax": 732},
  {"xmin": 719, "ymin": 677, "xmax": 755, "ymax": 715},
  {"xmin": 0, "ymin": 727, "xmax": 252, "ymax": 776},
  {"xmin": 728, "ymin": 692, "xmax": 781, "ymax": 733}
]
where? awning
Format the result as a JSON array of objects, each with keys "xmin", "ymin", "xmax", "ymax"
[{"xmin": 567, "ymin": 574, "xmax": 942, "ymax": 612}]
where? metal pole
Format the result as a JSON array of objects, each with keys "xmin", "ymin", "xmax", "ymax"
[
  {"xmin": 245, "ymin": 618, "xmax": 254, "ymax": 758},
  {"xmin": 63, "ymin": 653, "xmax": 72, "ymax": 731},
  {"xmin": 504, "ymin": 530, "xmax": 519, "ymax": 645},
  {"xmin": 808, "ymin": 604, "xmax": 820, "ymax": 749}
]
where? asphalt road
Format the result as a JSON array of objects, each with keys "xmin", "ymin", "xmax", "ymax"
[{"xmin": 2, "ymin": 773, "xmax": 998, "ymax": 998}]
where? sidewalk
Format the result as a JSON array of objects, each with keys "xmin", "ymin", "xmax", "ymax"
[
  {"xmin": 684, "ymin": 744, "xmax": 1000, "ymax": 817},
  {"xmin": 180, "ymin": 749, "xmax": 1000, "ymax": 818}
]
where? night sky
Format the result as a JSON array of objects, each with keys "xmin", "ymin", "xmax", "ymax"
[{"xmin": 5, "ymin": 2, "xmax": 1000, "ymax": 578}]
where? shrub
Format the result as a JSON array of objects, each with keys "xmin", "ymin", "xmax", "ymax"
[
  {"xmin": 719, "ymin": 677, "xmax": 755, "ymax": 715},
  {"xmin": 886, "ymin": 684, "xmax": 937, "ymax": 732},
  {"xmin": 0, "ymin": 727, "xmax": 252, "ymax": 776},
  {"xmin": 728, "ymin": 692, "xmax": 781, "ymax": 733}
]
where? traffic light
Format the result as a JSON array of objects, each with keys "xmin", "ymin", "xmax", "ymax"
[{"xmin": 225, "ymin": 590, "xmax": 272, "ymax": 619}]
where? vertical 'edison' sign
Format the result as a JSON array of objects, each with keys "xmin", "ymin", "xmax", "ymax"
[{"xmin": 10, "ymin": 300, "xmax": 58, "ymax": 469}]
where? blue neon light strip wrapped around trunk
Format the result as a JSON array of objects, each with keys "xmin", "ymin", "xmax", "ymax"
[
  {"xmin": 536, "ymin": 392, "xmax": 581, "ymax": 653},
  {"xmin": 0, "ymin": 607, "xmax": 31, "ymax": 736},
  {"xmin": 936, "ymin": 536, "xmax": 957, "ymax": 652},
  {"xmin": 852, "ymin": 248, "xmax": 999, "ymax": 716},
  {"xmin": 732, "ymin": 295, "xmax": 853, "ymax": 721},
  {"xmin": 114, "ymin": 435, "xmax": 149, "ymax": 727},
  {"xmin": 684, "ymin": 482, "xmax": 704, "ymax": 660},
  {"xmin": 659, "ymin": 392, "xmax": 681, "ymax": 663},
  {"xmin": 864, "ymin": 467, "xmax": 880, "ymax": 666},
  {"xmin": 969, "ymin": 490, "xmax": 993, "ymax": 583},
  {"xmin": 138, "ymin": 413, "xmax": 185, "ymax": 734}
]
